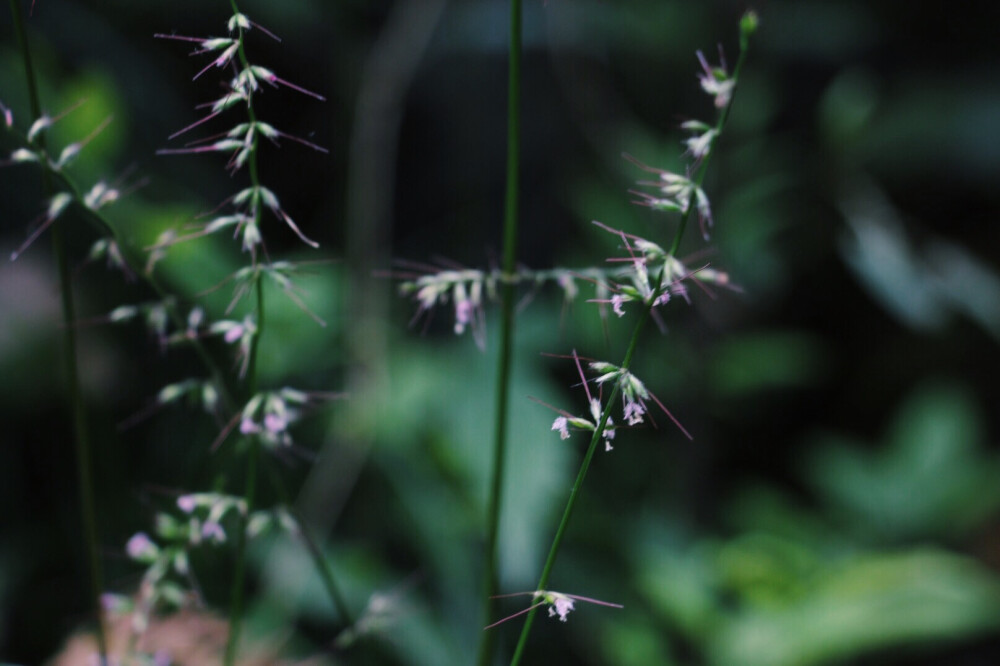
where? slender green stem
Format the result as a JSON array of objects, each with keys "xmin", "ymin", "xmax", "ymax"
[
  {"xmin": 479, "ymin": 1, "xmax": 522, "ymax": 664},
  {"xmin": 223, "ymin": 268, "xmax": 263, "ymax": 666},
  {"xmin": 509, "ymin": 23, "xmax": 753, "ymax": 665},
  {"xmin": 9, "ymin": 2, "xmax": 108, "ymax": 663},
  {"xmin": 509, "ymin": 312, "xmax": 641, "ymax": 666},
  {"xmin": 223, "ymin": 436, "xmax": 260, "ymax": 665},
  {"xmin": 223, "ymin": 3, "xmax": 264, "ymax": 662}
]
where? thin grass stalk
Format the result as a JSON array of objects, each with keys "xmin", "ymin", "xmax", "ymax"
[
  {"xmin": 224, "ymin": 2, "xmax": 263, "ymax": 661},
  {"xmin": 479, "ymin": 0, "xmax": 522, "ymax": 664},
  {"xmin": 267, "ymin": 466, "xmax": 354, "ymax": 626},
  {"xmin": 223, "ymin": 277, "xmax": 262, "ymax": 666},
  {"xmin": 508, "ymin": 318, "xmax": 633, "ymax": 666},
  {"xmin": 8, "ymin": 1, "xmax": 108, "ymax": 663}
]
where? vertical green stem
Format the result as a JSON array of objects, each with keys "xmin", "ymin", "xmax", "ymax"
[
  {"xmin": 223, "ymin": 437, "xmax": 260, "ymax": 665},
  {"xmin": 8, "ymin": 1, "xmax": 108, "ymax": 663},
  {"xmin": 479, "ymin": 1, "xmax": 521, "ymax": 664},
  {"xmin": 224, "ymin": 3, "xmax": 262, "ymax": 661},
  {"xmin": 224, "ymin": 267, "xmax": 263, "ymax": 666}
]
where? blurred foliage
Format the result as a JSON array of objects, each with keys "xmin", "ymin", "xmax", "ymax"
[{"xmin": 2, "ymin": 1, "xmax": 1000, "ymax": 665}]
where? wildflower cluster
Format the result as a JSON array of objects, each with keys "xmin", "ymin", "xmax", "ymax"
[
  {"xmin": 107, "ymin": 7, "xmax": 344, "ymax": 662},
  {"xmin": 153, "ymin": 11, "xmax": 327, "ymax": 262},
  {"xmin": 114, "ymin": 493, "xmax": 298, "ymax": 640},
  {"xmin": 545, "ymin": 351, "xmax": 692, "ymax": 454}
]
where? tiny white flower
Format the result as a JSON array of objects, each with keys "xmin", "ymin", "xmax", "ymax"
[
  {"xmin": 548, "ymin": 594, "xmax": 575, "ymax": 622},
  {"xmin": 697, "ymin": 50, "xmax": 736, "ymax": 109},
  {"xmin": 611, "ymin": 293, "xmax": 627, "ymax": 317},
  {"xmin": 623, "ymin": 398, "xmax": 646, "ymax": 426}
]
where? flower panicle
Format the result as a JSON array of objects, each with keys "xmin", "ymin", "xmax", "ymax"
[
  {"xmin": 590, "ymin": 361, "xmax": 692, "ymax": 439},
  {"xmin": 117, "ymin": 484, "xmax": 298, "ymax": 639},
  {"xmin": 157, "ymin": 10, "xmax": 326, "ymax": 254},
  {"xmin": 399, "ymin": 266, "xmax": 495, "ymax": 349},
  {"xmin": 203, "ymin": 385, "xmax": 343, "ymax": 452},
  {"xmin": 541, "ymin": 350, "xmax": 618, "ymax": 451},
  {"xmin": 626, "ymin": 158, "xmax": 714, "ymax": 240}
]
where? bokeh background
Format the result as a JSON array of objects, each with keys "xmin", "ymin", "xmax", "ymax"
[{"xmin": 2, "ymin": 1, "xmax": 1000, "ymax": 664}]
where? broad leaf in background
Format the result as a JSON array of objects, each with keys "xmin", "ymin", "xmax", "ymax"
[{"xmin": 804, "ymin": 382, "xmax": 1000, "ymax": 542}]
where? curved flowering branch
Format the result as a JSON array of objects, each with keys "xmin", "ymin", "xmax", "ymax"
[{"xmin": 510, "ymin": 15, "xmax": 757, "ymax": 665}]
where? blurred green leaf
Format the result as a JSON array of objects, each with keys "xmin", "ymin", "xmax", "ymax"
[
  {"xmin": 710, "ymin": 549, "xmax": 1000, "ymax": 666},
  {"xmin": 804, "ymin": 382, "xmax": 1000, "ymax": 541}
]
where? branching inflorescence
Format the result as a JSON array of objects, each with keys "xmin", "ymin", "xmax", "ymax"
[
  {"xmin": 104, "ymin": 5, "xmax": 345, "ymax": 664},
  {"xmin": 390, "ymin": 10, "xmax": 757, "ymax": 664}
]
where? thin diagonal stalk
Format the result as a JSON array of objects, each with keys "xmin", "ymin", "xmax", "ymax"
[
  {"xmin": 8, "ymin": 1, "xmax": 108, "ymax": 663},
  {"xmin": 479, "ymin": 0, "xmax": 522, "ymax": 664},
  {"xmin": 267, "ymin": 465, "xmax": 354, "ymax": 626},
  {"xmin": 509, "ymin": 23, "xmax": 753, "ymax": 665},
  {"xmin": 508, "ymin": 308, "xmax": 638, "ymax": 666}
]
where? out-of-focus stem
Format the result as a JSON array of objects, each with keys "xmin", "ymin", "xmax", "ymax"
[
  {"xmin": 224, "ymin": 2, "xmax": 262, "ymax": 662},
  {"xmin": 9, "ymin": 1, "xmax": 108, "ymax": 663},
  {"xmin": 479, "ymin": 0, "xmax": 522, "ymax": 664}
]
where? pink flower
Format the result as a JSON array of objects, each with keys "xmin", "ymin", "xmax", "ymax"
[
  {"xmin": 125, "ymin": 532, "xmax": 158, "ymax": 561},
  {"xmin": 177, "ymin": 494, "xmax": 197, "ymax": 513},
  {"xmin": 548, "ymin": 594, "xmax": 575, "ymax": 622},
  {"xmin": 201, "ymin": 520, "xmax": 226, "ymax": 543}
]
